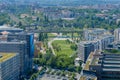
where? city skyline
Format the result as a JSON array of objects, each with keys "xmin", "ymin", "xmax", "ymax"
[{"xmin": 0, "ymin": 0, "xmax": 120, "ymax": 80}]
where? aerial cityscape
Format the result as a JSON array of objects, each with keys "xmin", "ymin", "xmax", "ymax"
[{"xmin": 0, "ymin": 0, "xmax": 120, "ymax": 80}]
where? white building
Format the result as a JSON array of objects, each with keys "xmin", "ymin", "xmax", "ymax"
[
  {"xmin": 97, "ymin": 35, "xmax": 114, "ymax": 51},
  {"xmin": 114, "ymin": 28, "xmax": 120, "ymax": 41},
  {"xmin": 84, "ymin": 28, "xmax": 109, "ymax": 41},
  {"xmin": 79, "ymin": 28, "xmax": 114, "ymax": 63}
]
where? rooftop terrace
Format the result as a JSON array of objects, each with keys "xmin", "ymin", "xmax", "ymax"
[
  {"xmin": 80, "ymin": 75, "xmax": 97, "ymax": 80},
  {"xmin": 0, "ymin": 53, "xmax": 16, "ymax": 63}
]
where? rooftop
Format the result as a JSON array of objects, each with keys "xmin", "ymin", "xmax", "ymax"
[
  {"xmin": 81, "ymin": 51, "xmax": 98, "ymax": 80},
  {"xmin": 84, "ymin": 28, "xmax": 106, "ymax": 31},
  {"xmin": 0, "ymin": 41, "xmax": 26, "ymax": 44},
  {"xmin": 80, "ymin": 74, "xmax": 97, "ymax": 80},
  {"xmin": 103, "ymin": 68, "xmax": 120, "ymax": 71},
  {"xmin": 0, "ymin": 25, "xmax": 23, "ymax": 31},
  {"xmin": 82, "ymin": 51, "xmax": 120, "ymax": 79},
  {"xmin": 84, "ymin": 51, "xmax": 98, "ymax": 70},
  {"xmin": 104, "ymin": 49, "xmax": 120, "ymax": 54},
  {"xmin": 0, "ymin": 53, "xmax": 16, "ymax": 63},
  {"xmin": 89, "ymin": 51, "xmax": 102, "ymax": 65},
  {"xmin": 79, "ymin": 41, "xmax": 98, "ymax": 46}
]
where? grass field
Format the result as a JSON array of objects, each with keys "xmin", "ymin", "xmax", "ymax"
[
  {"xmin": 52, "ymin": 40, "xmax": 76, "ymax": 57},
  {"xmin": 63, "ymin": 33, "xmax": 80, "ymax": 37},
  {"xmin": 48, "ymin": 33, "xmax": 57, "ymax": 37}
]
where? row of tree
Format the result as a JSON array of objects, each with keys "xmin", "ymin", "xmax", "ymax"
[
  {"xmin": 38, "ymin": 33, "xmax": 48, "ymax": 41},
  {"xmin": 27, "ymin": 8, "xmax": 119, "ymax": 30},
  {"xmin": 30, "ymin": 67, "xmax": 46, "ymax": 80}
]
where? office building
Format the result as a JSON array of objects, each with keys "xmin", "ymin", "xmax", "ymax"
[
  {"xmin": 84, "ymin": 28, "xmax": 108, "ymax": 41},
  {"xmin": 0, "ymin": 25, "xmax": 23, "ymax": 33},
  {"xmin": 114, "ymin": 28, "xmax": 120, "ymax": 41},
  {"xmin": 0, "ymin": 26, "xmax": 34, "ymax": 79},
  {"xmin": 98, "ymin": 35, "xmax": 114, "ymax": 51},
  {"xmin": 0, "ymin": 41, "xmax": 28, "ymax": 76},
  {"xmin": 81, "ymin": 28, "xmax": 114, "ymax": 63},
  {"xmin": 84, "ymin": 28, "xmax": 114, "ymax": 50},
  {"xmin": 107, "ymin": 41, "xmax": 120, "ymax": 50},
  {"xmin": 78, "ymin": 34, "xmax": 114, "ymax": 63},
  {"xmin": 83, "ymin": 51, "xmax": 120, "ymax": 80},
  {"xmin": 0, "ymin": 53, "xmax": 20, "ymax": 80},
  {"xmin": 7, "ymin": 32, "xmax": 34, "ymax": 70},
  {"xmin": 78, "ymin": 41, "xmax": 99, "ymax": 63}
]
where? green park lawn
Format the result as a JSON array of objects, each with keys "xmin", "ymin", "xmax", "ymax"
[
  {"xmin": 52, "ymin": 40, "xmax": 76, "ymax": 57},
  {"xmin": 63, "ymin": 33, "xmax": 79, "ymax": 37},
  {"xmin": 48, "ymin": 33, "xmax": 57, "ymax": 37}
]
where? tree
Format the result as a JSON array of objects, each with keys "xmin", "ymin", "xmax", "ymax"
[
  {"xmin": 44, "ymin": 33, "xmax": 48, "ymax": 40},
  {"xmin": 38, "ymin": 33, "xmax": 44, "ymax": 41},
  {"xmin": 38, "ymin": 53, "xmax": 42, "ymax": 58},
  {"xmin": 76, "ymin": 66, "xmax": 82, "ymax": 73},
  {"xmin": 38, "ymin": 33, "xmax": 48, "ymax": 41},
  {"xmin": 18, "ymin": 21, "xmax": 22, "ymax": 26},
  {"xmin": 68, "ymin": 64, "xmax": 75, "ymax": 71},
  {"xmin": 70, "ymin": 44, "xmax": 77, "ymax": 51},
  {"xmin": 36, "ymin": 17, "xmax": 39, "ymax": 22},
  {"xmin": 39, "ymin": 57, "xmax": 46, "ymax": 66},
  {"xmin": 30, "ymin": 73, "xmax": 37, "ymax": 80}
]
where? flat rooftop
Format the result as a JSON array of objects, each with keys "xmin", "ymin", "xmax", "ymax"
[
  {"xmin": 0, "ymin": 25, "xmax": 23, "ymax": 31},
  {"xmin": 79, "ymin": 41, "xmax": 98, "ymax": 45},
  {"xmin": 104, "ymin": 60, "xmax": 120, "ymax": 64},
  {"xmin": 80, "ymin": 75, "xmax": 97, "ymax": 80},
  {"xmin": 89, "ymin": 51, "xmax": 120, "ymax": 72},
  {"xmin": 0, "ymin": 53, "xmax": 16, "ymax": 63},
  {"xmin": 0, "ymin": 41, "xmax": 26, "ymax": 44},
  {"xmin": 103, "ymin": 68, "xmax": 120, "ymax": 71}
]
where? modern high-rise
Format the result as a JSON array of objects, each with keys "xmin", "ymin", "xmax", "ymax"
[
  {"xmin": 7, "ymin": 32, "xmax": 34, "ymax": 70},
  {"xmin": 0, "ymin": 53, "xmax": 20, "ymax": 80},
  {"xmin": 0, "ymin": 41, "xmax": 28, "ymax": 76},
  {"xmin": 0, "ymin": 26, "xmax": 34, "ymax": 79},
  {"xmin": 78, "ymin": 41, "xmax": 98, "ymax": 63}
]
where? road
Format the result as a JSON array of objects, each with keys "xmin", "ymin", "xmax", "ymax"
[{"xmin": 48, "ymin": 38, "xmax": 56, "ymax": 56}]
